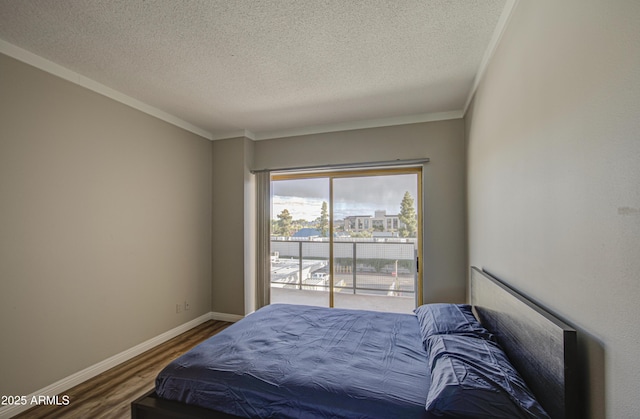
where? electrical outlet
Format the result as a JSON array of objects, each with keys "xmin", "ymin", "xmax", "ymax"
[
  {"xmin": 176, "ymin": 304, "xmax": 182, "ymax": 313},
  {"xmin": 184, "ymin": 301, "xmax": 190, "ymax": 311}
]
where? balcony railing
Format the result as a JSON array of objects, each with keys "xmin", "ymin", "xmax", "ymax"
[{"xmin": 270, "ymin": 239, "xmax": 418, "ymax": 301}]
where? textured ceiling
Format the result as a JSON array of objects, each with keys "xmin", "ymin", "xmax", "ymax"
[{"xmin": 0, "ymin": 0, "xmax": 511, "ymax": 140}]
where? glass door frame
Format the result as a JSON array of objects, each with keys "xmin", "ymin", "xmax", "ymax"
[{"xmin": 271, "ymin": 166, "xmax": 423, "ymax": 308}]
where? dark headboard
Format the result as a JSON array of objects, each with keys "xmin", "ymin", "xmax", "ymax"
[{"xmin": 470, "ymin": 267, "xmax": 577, "ymax": 419}]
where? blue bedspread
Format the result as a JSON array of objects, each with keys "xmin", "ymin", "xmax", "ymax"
[{"xmin": 156, "ymin": 304, "xmax": 430, "ymax": 418}]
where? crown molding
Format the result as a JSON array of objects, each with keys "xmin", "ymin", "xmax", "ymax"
[
  {"xmin": 463, "ymin": 0, "xmax": 520, "ymax": 115},
  {"xmin": 217, "ymin": 110, "xmax": 464, "ymax": 142},
  {"xmin": 211, "ymin": 129, "xmax": 256, "ymax": 141},
  {"xmin": 0, "ymin": 39, "xmax": 213, "ymax": 140}
]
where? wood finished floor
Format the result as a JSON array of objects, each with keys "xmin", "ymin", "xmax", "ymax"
[{"xmin": 14, "ymin": 320, "xmax": 232, "ymax": 419}]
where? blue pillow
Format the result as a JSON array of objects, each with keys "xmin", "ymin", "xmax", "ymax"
[
  {"xmin": 425, "ymin": 334, "xmax": 550, "ymax": 419},
  {"xmin": 413, "ymin": 303, "xmax": 495, "ymax": 343}
]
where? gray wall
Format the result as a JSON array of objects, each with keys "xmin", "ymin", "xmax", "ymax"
[
  {"xmin": 211, "ymin": 137, "xmax": 254, "ymax": 316},
  {"xmin": 0, "ymin": 53, "xmax": 213, "ymax": 396},
  {"xmin": 253, "ymin": 119, "xmax": 467, "ymax": 307},
  {"xmin": 465, "ymin": 1, "xmax": 640, "ymax": 418}
]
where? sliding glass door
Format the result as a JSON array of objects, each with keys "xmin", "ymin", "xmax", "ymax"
[
  {"xmin": 270, "ymin": 167, "xmax": 422, "ymax": 314},
  {"xmin": 270, "ymin": 177, "xmax": 330, "ymax": 308},
  {"xmin": 331, "ymin": 173, "xmax": 420, "ymax": 312}
]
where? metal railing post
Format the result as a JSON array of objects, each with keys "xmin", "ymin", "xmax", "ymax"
[
  {"xmin": 299, "ymin": 241, "xmax": 303, "ymax": 290},
  {"xmin": 352, "ymin": 242, "xmax": 357, "ymax": 294}
]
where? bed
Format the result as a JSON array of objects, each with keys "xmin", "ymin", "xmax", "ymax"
[{"xmin": 131, "ymin": 267, "xmax": 577, "ymax": 419}]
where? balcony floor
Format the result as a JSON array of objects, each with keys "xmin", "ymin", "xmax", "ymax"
[{"xmin": 270, "ymin": 287, "xmax": 416, "ymax": 314}]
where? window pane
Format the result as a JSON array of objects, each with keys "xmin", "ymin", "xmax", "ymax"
[
  {"xmin": 333, "ymin": 174, "xmax": 418, "ymax": 313},
  {"xmin": 270, "ymin": 178, "xmax": 329, "ymax": 307}
]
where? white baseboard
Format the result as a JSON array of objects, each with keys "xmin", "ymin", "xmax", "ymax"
[
  {"xmin": 0, "ymin": 311, "xmax": 242, "ymax": 419},
  {"xmin": 211, "ymin": 311, "xmax": 245, "ymax": 323}
]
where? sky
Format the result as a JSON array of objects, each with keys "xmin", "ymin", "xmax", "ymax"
[{"xmin": 272, "ymin": 174, "xmax": 417, "ymax": 221}]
